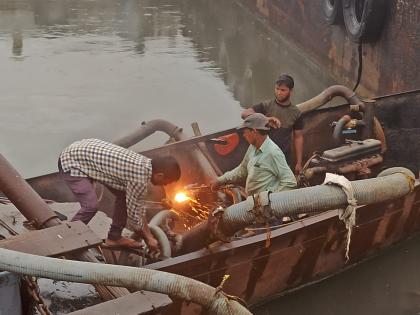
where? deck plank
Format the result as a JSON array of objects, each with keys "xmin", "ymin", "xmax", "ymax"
[
  {"xmin": 0, "ymin": 221, "xmax": 102, "ymax": 256},
  {"xmin": 67, "ymin": 290, "xmax": 172, "ymax": 315}
]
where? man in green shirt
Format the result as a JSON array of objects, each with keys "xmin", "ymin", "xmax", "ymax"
[
  {"xmin": 241, "ymin": 74, "xmax": 304, "ymax": 174},
  {"xmin": 211, "ymin": 113, "xmax": 297, "ymax": 195}
]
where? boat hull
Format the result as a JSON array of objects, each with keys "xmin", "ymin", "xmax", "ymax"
[{"xmin": 148, "ymin": 181, "xmax": 420, "ymax": 312}]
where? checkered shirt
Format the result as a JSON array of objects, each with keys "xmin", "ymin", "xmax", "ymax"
[{"xmin": 59, "ymin": 138, "xmax": 152, "ymax": 230}]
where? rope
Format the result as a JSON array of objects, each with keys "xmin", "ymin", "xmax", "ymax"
[
  {"xmin": 323, "ymin": 173, "xmax": 358, "ymax": 262},
  {"xmin": 250, "ymin": 191, "xmax": 274, "ymax": 248},
  {"xmin": 210, "ymin": 274, "xmax": 247, "ymax": 315},
  {"xmin": 251, "ymin": 191, "xmax": 273, "ymax": 224},
  {"xmin": 397, "ymin": 171, "xmax": 415, "ymax": 192}
]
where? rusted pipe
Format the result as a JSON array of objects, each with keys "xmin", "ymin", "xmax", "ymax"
[
  {"xmin": 303, "ymin": 166, "xmax": 328, "ymax": 179},
  {"xmin": 191, "ymin": 122, "xmax": 223, "ymax": 176},
  {"xmin": 114, "ymin": 119, "xmax": 218, "ymax": 181},
  {"xmin": 332, "ymin": 115, "xmax": 352, "ymax": 145},
  {"xmin": 303, "ymin": 155, "xmax": 383, "ymax": 179},
  {"xmin": 338, "ymin": 155, "xmax": 383, "ymax": 174},
  {"xmin": 0, "ymin": 154, "xmax": 132, "ymax": 300},
  {"xmin": 114, "ymin": 119, "xmax": 186, "ymax": 148},
  {"xmin": 296, "ymin": 85, "xmax": 364, "ymax": 113},
  {"xmin": 373, "ymin": 117, "xmax": 387, "ymax": 153},
  {"xmin": 0, "ymin": 154, "xmax": 59, "ymax": 229}
]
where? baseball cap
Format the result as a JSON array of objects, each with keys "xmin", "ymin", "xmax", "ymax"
[{"xmin": 237, "ymin": 113, "xmax": 270, "ymax": 130}]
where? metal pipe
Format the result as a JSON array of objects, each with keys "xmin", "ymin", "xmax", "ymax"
[
  {"xmin": 373, "ymin": 117, "xmax": 387, "ymax": 153},
  {"xmin": 181, "ymin": 168, "xmax": 415, "ymax": 250},
  {"xmin": 296, "ymin": 85, "xmax": 364, "ymax": 113},
  {"xmin": 191, "ymin": 122, "xmax": 223, "ymax": 176},
  {"xmin": 114, "ymin": 119, "xmax": 218, "ymax": 181},
  {"xmin": 0, "ymin": 154, "xmax": 59, "ymax": 229},
  {"xmin": 0, "ymin": 248, "xmax": 251, "ymax": 315},
  {"xmin": 148, "ymin": 224, "xmax": 172, "ymax": 259},
  {"xmin": 0, "ymin": 154, "xmax": 131, "ymax": 300},
  {"xmin": 338, "ymin": 155, "xmax": 383, "ymax": 174},
  {"xmin": 113, "ymin": 119, "xmax": 185, "ymax": 148},
  {"xmin": 332, "ymin": 115, "xmax": 352, "ymax": 145}
]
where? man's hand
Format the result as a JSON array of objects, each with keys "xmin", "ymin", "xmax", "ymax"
[
  {"xmin": 145, "ymin": 235, "xmax": 160, "ymax": 255},
  {"xmin": 210, "ymin": 179, "xmax": 221, "ymax": 191},
  {"xmin": 295, "ymin": 162, "xmax": 303, "ymax": 175},
  {"xmin": 267, "ymin": 117, "xmax": 281, "ymax": 129}
]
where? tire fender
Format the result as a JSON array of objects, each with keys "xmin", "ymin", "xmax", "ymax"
[
  {"xmin": 343, "ymin": 0, "xmax": 387, "ymax": 42},
  {"xmin": 322, "ymin": 0, "xmax": 343, "ymax": 25}
]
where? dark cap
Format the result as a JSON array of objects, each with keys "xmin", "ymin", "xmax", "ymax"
[
  {"xmin": 275, "ymin": 74, "xmax": 294, "ymax": 89},
  {"xmin": 237, "ymin": 113, "xmax": 270, "ymax": 130}
]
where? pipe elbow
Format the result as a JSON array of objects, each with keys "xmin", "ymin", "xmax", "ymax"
[{"xmin": 333, "ymin": 115, "xmax": 352, "ymax": 145}]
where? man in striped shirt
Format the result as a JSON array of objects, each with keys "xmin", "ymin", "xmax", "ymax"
[{"xmin": 58, "ymin": 139, "xmax": 181, "ymax": 251}]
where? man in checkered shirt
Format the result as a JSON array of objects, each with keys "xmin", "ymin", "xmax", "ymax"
[{"xmin": 58, "ymin": 138, "xmax": 181, "ymax": 250}]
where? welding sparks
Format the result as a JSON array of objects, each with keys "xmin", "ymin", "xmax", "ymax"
[{"xmin": 174, "ymin": 192, "xmax": 189, "ymax": 203}]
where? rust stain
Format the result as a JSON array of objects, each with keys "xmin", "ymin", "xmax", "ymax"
[
  {"xmin": 256, "ymin": 0, "xmax": 269, "ymax": 17},
  {"xmin": 243, "ymin": 247, "xmax": 271, "ymax": 301},
  {"xmin": 372, "ymin": 212, "xmax": 393, "ymax": 246},
  {"xmin": 296, "ymin": 0, "xmax": 305, "ymax": 17}
]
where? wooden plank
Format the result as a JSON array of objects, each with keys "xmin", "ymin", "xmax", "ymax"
[
  {"xmin": 0, "ymin": 203, "xmax": 32, "ymax": 235},
  {"xmin": 0, "ymin": 221, "xmax": 102, "ymax": 257},
  {"xmin": 68, "ymin": 291, "xmax": 172, "ymax": 315}
]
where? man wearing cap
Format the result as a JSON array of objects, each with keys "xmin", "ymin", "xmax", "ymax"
[
  {"xmin": 211, "ymin": 113, "xmax": 297, "ymax": 195},
  {"xmin": 241, "ymin": 74, "xmax": 304, "ymax": 174},
  {"xmin": 58, "ymin": 138, "xmax": 181, "ymax": 251}
]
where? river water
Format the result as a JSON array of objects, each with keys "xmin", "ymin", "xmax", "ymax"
[
  {"xmin": 1, "ymin": 1, "xmax": 417, "ymax": 315},
  {"xmin": 0, "ymin": 0, "xmax": 334, "ymax": 178}
]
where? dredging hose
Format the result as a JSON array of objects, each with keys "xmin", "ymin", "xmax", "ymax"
[
  {"xmin": 296, "ymin": 85, "xmax": 363, "ymax": 113},
  {"xmin": 0, "ymin": 248, "xmax": 251, "ymax": 315},
  {"xmin": 181, "ymin": 168, "xmax": 415, "ymax": 251}
]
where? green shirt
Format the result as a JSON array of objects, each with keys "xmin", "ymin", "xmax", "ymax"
[{"xmin": 218, "ymin": 137, "xmax": 297, "ymax": 195}]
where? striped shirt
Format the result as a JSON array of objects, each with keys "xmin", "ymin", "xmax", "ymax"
[{"xmin": 59, "ymin": 139, "xmax": 152, "ymax": 230}]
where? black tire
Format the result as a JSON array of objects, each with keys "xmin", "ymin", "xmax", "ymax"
[
  {"xmin": 343, "ymin": 0, "xmax": 387, "ymax": 42},
  {"xmin": 322, "ymin": 0, "xmax": 343, "ymax": 25}
]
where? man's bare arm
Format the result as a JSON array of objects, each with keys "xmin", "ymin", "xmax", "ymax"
[
  {"xmin": 241, "ymin": 107, "xmax": 255, "ymax": 119},
  {"xmin": 293, "ymin": 129, "xmax": 304, "ymax": 174}
]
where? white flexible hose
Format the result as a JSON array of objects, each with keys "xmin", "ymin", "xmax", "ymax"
[{"xmin": 0, "ymin": 248, "xmax": 251, "ymax": 315}]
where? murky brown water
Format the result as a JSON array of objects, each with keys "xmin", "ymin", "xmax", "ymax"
[
  {"xmin": 4, "ymin": 1, "xmax": 418, "ymax": 315},
  {"xmin": 0, "ymin": 0, "xmax": 334, "ymax": 178},
  {"xmin": 254, "ymin": 234, "xmax": 420, "ymax": 315}
]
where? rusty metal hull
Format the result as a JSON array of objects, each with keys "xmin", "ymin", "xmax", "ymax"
[
  {"xmin": 3, "ymin": 90, "xmax": 419, "ymax": 313},
  {"xmin": 238, "ymin": 0, "xmax": 420, "ymax": 96},
  {"xmin": 147, "ymin": 182, "xmax": 420, "ymax": 311}
]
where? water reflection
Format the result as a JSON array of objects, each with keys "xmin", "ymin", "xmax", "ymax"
[
  {"xmin": 12, "ymin": 29, "xmax": 23, "ymax": 56},
  {"xmin": 0, "ymin": 0, "xmax": 334, "ymax": 178}
]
